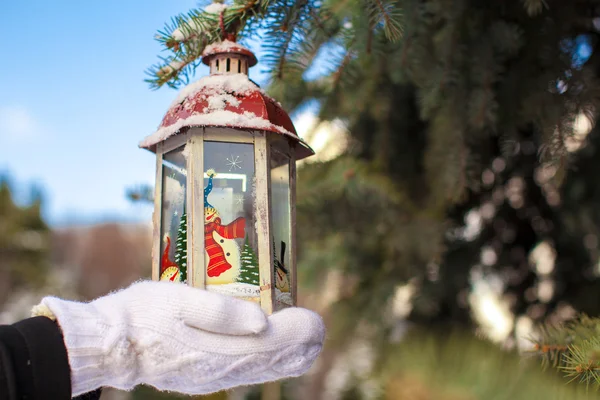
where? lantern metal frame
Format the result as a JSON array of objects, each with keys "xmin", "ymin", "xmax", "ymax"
[{"xmin": 150, "ymin": 127, "xmax": 298, "ymax": 314}]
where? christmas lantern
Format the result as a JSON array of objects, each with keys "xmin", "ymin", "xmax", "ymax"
[{"xmin": 139, "ymin": 40, "xmax": 314, "ymax": 314}]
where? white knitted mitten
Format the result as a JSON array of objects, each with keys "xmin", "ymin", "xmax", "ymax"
[{"xmin": 39, "ymin": 281, "xmax": 325, "ymax": 396}]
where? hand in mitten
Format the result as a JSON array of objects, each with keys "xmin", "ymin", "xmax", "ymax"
[{"xmin": 34, "ymin": 281, "xmax": 325, "ymax": 396}]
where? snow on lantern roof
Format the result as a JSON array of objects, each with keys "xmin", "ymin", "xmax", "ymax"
[
  {"xmin": 139, "ymin": 73, "xmax": 314, "ymax": 159},
  {"xmin": 140, "ymin": 39, "xmax": 313, "ymax": 159},
  {"xmin": 201, "ymin": 40, "xmax": 258, "ymax": 67}
]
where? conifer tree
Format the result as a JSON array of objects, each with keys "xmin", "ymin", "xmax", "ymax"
[
  {"xmin": 174, "ymin": 211, "xmax": 187, "ymax": 283},
  {"xmin": 238, "ymin": 237, "xmax": 259, "ymax": 286},
  {"xmin": 144, "ymin": 0, "xmax": 600, "ymax": 392},
  {"xmin": 0, "ymin": 177, "xmax": 49, "ymax": 308}
]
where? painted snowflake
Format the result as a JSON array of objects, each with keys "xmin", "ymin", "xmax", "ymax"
[{"xmin": 226, "ymin": 155, "xmax": 242, "ymax": 171}]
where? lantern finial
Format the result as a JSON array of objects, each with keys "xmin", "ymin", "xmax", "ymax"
[{"xmin": 202, "ymin": 40, "xmax": 257, "ymax": 76}]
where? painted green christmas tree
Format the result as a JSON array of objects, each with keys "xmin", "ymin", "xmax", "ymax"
[
  {"xmin": 238, "ymin": 237, "xmax": 259, "ymax": 286},
  {"xmin": 174, "ymin": 211, "xmax": 187, "ymax": 282}
]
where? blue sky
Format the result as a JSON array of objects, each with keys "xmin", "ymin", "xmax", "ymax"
[{"xmin": 0, "ymin": 1, "xmax": 276, "ymax": 226}]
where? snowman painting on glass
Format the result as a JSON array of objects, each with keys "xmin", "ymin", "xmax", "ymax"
[
  {"xmin": 139, "ymin": 39, "xmax": 314, "ymax": 315},
  {"xmin": 202, "ymin": 142, "xmax": 257, "ymax": 300}
]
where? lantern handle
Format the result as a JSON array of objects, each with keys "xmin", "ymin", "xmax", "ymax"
[{"xmin": 219, "ymin": 10, "xmax": 237, "ymax": 42}]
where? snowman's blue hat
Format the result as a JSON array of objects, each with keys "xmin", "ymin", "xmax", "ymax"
[{"xmin": 204, "ymin": 170, "xmax": 216, "ymax": 209}]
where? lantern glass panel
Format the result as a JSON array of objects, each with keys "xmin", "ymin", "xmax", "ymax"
[
  {"xmin": 270, "ymin": 148, "xmax": 292, "ymax": 308},
  {"xmin": 203, "ymin": 141, "xmax": 259, "ymax": 302},
  {"xmin": 159, "ymin": 145, "xmax": 188, "ymax": 283}
]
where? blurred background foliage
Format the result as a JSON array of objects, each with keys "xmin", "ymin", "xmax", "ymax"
[
  {"xmin": 7, "ymin": 0, "xmax": 600, "ymax": 398},
  {"xmin": 0, "ymin": 177, "xmax": 49, "ymax": 308}
]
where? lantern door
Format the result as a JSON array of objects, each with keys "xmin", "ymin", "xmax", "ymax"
[{"xmin": 200, "ymin": 128, "xmax": 262, "ymax": 306}]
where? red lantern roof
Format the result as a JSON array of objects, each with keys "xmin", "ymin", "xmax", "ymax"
[{"xmin": 140, "ymin": 40, "xmax": 314, "ymax": 160}]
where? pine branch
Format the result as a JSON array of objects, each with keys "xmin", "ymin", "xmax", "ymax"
[
  {"xmin": 260, "ymin": 0, "xmax": 316, "ymax": 79},
  {"xmin": 365, "ymin": 0, "xmax": 402, "ymax": 41},
  {"xmin": 145, "ymin": 0, "xmax": 267, "ymax": 89},
  {"xmin": 146, "ymin": 0, "xmax": 403, "ymax": 89},
  {"xmin": 533, "ymin": 315, "xmax": 600, "ymax": 386},
  {"xmin": 562, "ymin": 337, "xmax": 600, "ymax": 387},
  {"xmin": 333, "ymin": 42, "xmax": 357, "ymax": 88},
  {"xmin": 531, "ymin": 322, "xmax": 573, "ymax": 369}
]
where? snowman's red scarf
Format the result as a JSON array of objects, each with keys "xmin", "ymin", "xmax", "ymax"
[{"xmin": 205, "ymin": 217, "xmax": 246, "ymax": 277}]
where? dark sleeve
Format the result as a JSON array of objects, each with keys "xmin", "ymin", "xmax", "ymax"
[
  {"xmin": 0, "ymin": 340, "xmax": 18, "ymax": 400},
  {"xmin": 0, "ymin": 316, "xmax": 72, "ymax": 399}
]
